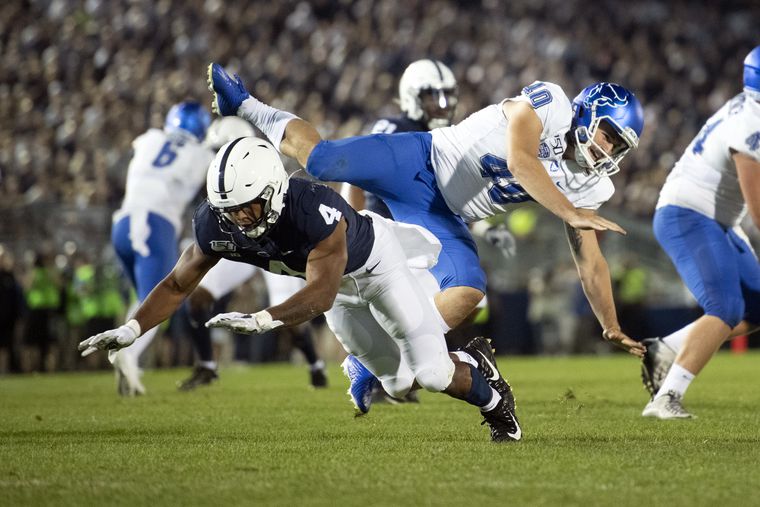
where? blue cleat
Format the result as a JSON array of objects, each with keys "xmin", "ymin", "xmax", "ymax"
[
  {"xmin": 206, "ymin": 63, "xmax": 250, "ymax": 117},
  {"xmin": 341, "ymin": 355, "xmax": 378, "ymax": 416}
]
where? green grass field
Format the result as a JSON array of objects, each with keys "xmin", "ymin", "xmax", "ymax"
[{"xmin": 2, "ymin": 352, "xmax": 759, "ymax": 506}]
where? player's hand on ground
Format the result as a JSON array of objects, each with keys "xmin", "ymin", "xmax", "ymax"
[
  {"xmin": 78, "ymin": 323, "xmax": 139, "ymax": 357},
  {"xmin": 566, "ymin": 211, "xmax": 626, "ymax": 235},
  {"xmin": 602, "ymin": 328, "xmax": 646, "ymax": 358},
  {"xmin": 207, "ymin": 62, "xmax": 250, "ymax": 116}
]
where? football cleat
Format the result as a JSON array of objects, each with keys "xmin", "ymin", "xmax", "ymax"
[
  {"xmin": 481, "ymin": 397, "xmax": 522, "ymax": 442},
  {"xmin": 177, "ymin": 365, "xmax": 219, "ymax": 391},
  {"xmin": 207, "ymin": 63, "xmax": 251, "ymax": 117},
  {"xmin": 341, "ymin": 355, "xmax": 377, "ymax": 416},
  {"xmin": 640, "ymin": 337, "xmax": 677, "ymax": 399},
  {"xmin": 461, "ymin": 336, "xmax": 516, "ymax": 412},
  {"xmin": 112, "ymin": 350, "xmax": 145, "ymax": 397},
  {"xmin": 642, "ymin": 390, "xmax": 695, "ymax": 419},
  {"xmin": 310, "ymin": 366, "xmax": 328, "ymax": 389}
]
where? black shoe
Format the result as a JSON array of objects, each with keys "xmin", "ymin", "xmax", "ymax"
[
  {"xmin": 461, "ymin": 336, "xmax": 516, "ymax": 412},
  {"xmin": 177, "ymin": 366, "xmax": 219, "ymax": 391},
  {"xmin": 481, "ymin": 397, "xmax": 522, "ymax": 442},
  {"xmin": 640, "ymin": 337, "xmax": 676, "ymax": 399},
  {"xmin": 310, "ymin": 367, "xmax": 328, "ymax": 388}
]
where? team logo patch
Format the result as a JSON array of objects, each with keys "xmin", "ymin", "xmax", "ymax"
[
  {"xmin": 746, "ymin": 132, "xmax": 760, "ymax": 151},
  {"xmin": 538, "ymin": 143, "xmax": 550, "ymax": 158},
  {"xmin": 210, "ymin": 240, "xmax": 237, "ymax": 252}
]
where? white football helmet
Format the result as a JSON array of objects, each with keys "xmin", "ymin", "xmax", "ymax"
[
  {"xmin": 204, "ymin": 117, "xmax": 256, "ymax": 151},
  {"xmin": 206, "ymin": 137, "xmax": 289, "ymax": 239},
  {"xmin": 398, "ymin": 59, "xmax": 458, "ymax": 129}
]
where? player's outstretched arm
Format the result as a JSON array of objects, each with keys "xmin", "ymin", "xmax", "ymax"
[
  {"xmin": 563, "ymin": 216, "xmax": 645, "ymax": 357},
  {"xmin": 503, "ymin": 101, "xmax": 626, "ymax": 235},
  {"xmin": 78, "ymin": 244, "xmax": 219, "ymax": 356},
  {"xmin": 207, "ymin": 220, "xmax": 348, "ymax": 334},
  {"xmin": 207, "ymin": 62, "xmax": 322, "ymax": 168}
]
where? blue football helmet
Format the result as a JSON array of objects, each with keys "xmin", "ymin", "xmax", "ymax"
[
  {"xmin": 743, "ymin": 46, "xmax": 760, "ymax": 100},
  {"xmin": 164, "ymin": 101, "xmax": 211, "ymax": 142},
  {"xmin": 571, "ymin": 82, "xmax": 644, "ymax": 176}
]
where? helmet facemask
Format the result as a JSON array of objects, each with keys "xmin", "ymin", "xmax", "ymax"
[
  {"xmin": 210, "ymin": 184, "xmax": 281, "ymax": 239},
  {"xmin": 418, "ymin": 87, "xmax": 458, "ymax": 129},
  {"xmin": 573, "ymin": 114, "xmax": 639, "ymax": 177}
]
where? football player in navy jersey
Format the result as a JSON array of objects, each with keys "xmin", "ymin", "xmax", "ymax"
[{"xmin": 79, "ymin": 136, "xmax": 522, "ymax": 442}]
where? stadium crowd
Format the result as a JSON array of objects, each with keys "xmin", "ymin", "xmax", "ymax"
[{"xmin": 0, "ymin": 0, "xmax": 758, "ymax": 371}]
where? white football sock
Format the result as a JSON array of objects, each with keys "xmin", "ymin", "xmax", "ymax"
[
  {"xmin": 661, "ymin": 322, "xmax": 696, "ymax": 352},
  {"xmin": 654, "ymin": 363, "xmax": 695, "ymax": 400},
  {"xmin": 237, "ymin": 97, "xmax": 298, "ymax": 152},
  {"xmin": 481, "ymin": 387, "xmax": 501, "ymax": 412},
  {"xmin": 452, "ymin": 351, "xmax": 478, "ymax": 367},
  {"xmin": 199, "ymin": 360, "xmax": 217, "ymax": 370}
]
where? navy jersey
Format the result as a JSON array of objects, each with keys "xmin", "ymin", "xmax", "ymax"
[
  {"xmin": 193, "ymin": 178, "xmax": 374, "ymax": 277},
  {"xmin": 364, "ymin": 115, "xmax": 429, "ymax": 218}
]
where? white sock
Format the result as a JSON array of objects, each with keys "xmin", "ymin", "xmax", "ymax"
[
  {"xmin": 661, "ymin": 322, "xmax": 696, "ymax": 352},
  {"xmin": 480, "ymin": 387, "xmax": 501, "ymax": 412},
  {"xmin": 310, "ymin": 359, "xmax": 325, "ymax": 371},
  {"xmin": 237, "ymin": 97, "xmax": 298, "ymax": 152},
  {"xmin": 199, "ymin": 360, "xmax": 217, "ymax": 370},
  {"xmin": 654, "ymin": 363, "xmax": 695, "ymax": 400},
  {"xmin": 452, "ymin": 351, "xmax": 478, "ymax": 368}
]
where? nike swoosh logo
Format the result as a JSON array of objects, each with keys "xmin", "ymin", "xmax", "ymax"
[
  {"xmin": 507, "ymin": 415, "xmax": 522, "ymax": 440},
  {"xmin": 366, "ymin": 260, "xmax": 382, "ymax": 274},
  {"xmin": 282, "ymin": 250, "xmax": 294, "ymax": 255},
  {"xmin": 476, "ymin": 350, "xmax": 500, "ymax": 381},
  {"xmin": 555, "ymin": 181, "xmax": 564, "ymax": 190}
]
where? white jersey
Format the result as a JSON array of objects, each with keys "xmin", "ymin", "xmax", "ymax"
[
  {"xmin": 117, "ymin": 128, "xmax": 214, "ymax": 231},
  {"xmin": 657, "ymin": 93, "xmax": 760, "ymax": 227},
  {"xmin": 430, "ymin": 81, "xmax": 614, "ymax": 223}
]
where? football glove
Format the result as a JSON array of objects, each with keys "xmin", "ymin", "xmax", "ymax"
[
  {"xmin": 205, "ymin": 310, "xmax": 283, "ymax": 334},
  {"xmin": 483, "ymin": 224, "xmax": 517, "ymax": 259},
  {"xmin": 207, "ymin": 62, "xmax": 251, "ymax": 116},
  {"xmin": 78, "ymin": 320, "xmax": 141, "ymax": 357}
]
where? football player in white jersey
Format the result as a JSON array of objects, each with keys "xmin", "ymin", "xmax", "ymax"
[
  {"xmin": 179, "ymin": 117, "xmax": 328, "ymax": 390},
  {"xmin": 640, "ymin": 46, "xmax": 760, "ymax": 420},
  {"xmin": 207, "ymin": 64, "xmax": 648, "ymax": 416},
  {"xmin": 110, "ymin": 102, "xmax": 213, "ymax": 395}
]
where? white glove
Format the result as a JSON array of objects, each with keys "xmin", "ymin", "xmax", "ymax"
[
  {"xmin": 205, "ymin": 310, "xmax": 283, "ymax": 334},
  {"xmin": 78, "ymin": 320, "xmax": 141, "ymax": 357},
  {"xmin": 484, "ymin": 224, "xmax": 517, "ymax": 259}
]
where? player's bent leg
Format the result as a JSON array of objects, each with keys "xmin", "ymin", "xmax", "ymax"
[{"xmin": 434, "ymin": 286, "xmax": 485, "ymax": 330}]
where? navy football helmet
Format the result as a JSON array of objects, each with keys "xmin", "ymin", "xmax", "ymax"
[
  {"xmin": 164, "ymin": 101, "xmax": 211, "ymax": 142},
  {"xmin": 744, "ymin": 46, "xmax": 760, "ymax": 100},
  {"xmin": 570, "ymin": 83, "xmax": 644, "ymax": 176}
]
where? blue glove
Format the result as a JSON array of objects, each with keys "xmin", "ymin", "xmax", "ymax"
[{"xmin": 207, "ymin": 63, "xmax": 251, "ymax": 116}]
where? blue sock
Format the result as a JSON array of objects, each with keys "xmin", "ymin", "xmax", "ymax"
[{"xmin": 464, "ymin": 364, "xmax": 492, "ymax": 408}]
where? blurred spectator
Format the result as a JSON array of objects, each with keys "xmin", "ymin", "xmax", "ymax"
[
  {"xmin": 0, "ymin": 245, "xmax": 24, "ymax": 373},
  {"xmin": 22, "ymin": 251, "xmax": 62, "ymax": 371}
]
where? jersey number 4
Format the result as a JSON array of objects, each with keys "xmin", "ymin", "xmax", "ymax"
[
  {"xmin": 319, "ymin": 204, "xmax": 343, "ymax": 225},
  {"xmin": 479, "ymin": 154, "xmax": 532, "ymax": 204}
]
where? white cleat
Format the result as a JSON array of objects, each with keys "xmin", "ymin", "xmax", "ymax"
[
  {"xmin": 642, "ymin": 390, "xmax": 695, "ymax": 419},
  {"xmin": 112, "ymin": 350, "xmax": 146, "ymax": 397}
]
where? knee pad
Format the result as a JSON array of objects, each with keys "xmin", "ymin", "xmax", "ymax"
[
  {"xmin": 415, "ymin": 361, "xmax": 455, "ymax": 393},
  {"xmin": 380, "ymin": 376, "xmax": 414, "ymax": 400},
  {"xmin": 704, "ymin": 297, "xmax": 744, "ymax": 328}
]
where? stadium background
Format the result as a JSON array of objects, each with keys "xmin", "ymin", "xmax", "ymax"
[{"xmin": 1, "ymin": 0, "xmax": 759, "ymax": 373}]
